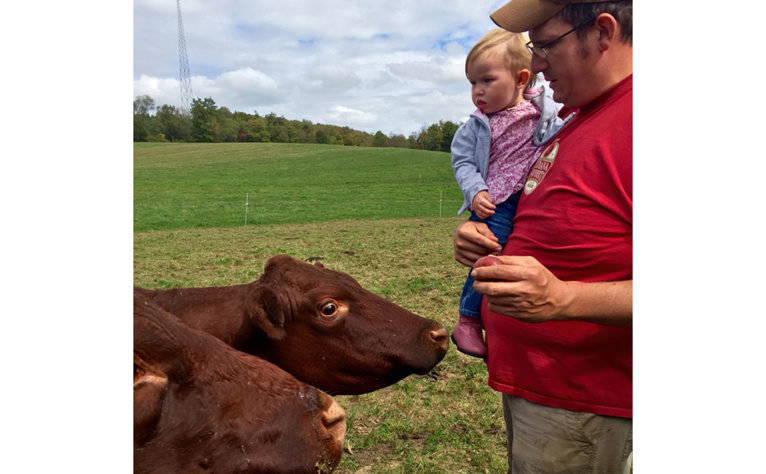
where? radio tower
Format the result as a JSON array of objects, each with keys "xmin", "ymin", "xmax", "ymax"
[{"xmin": 176, "ymin": 0, "xmax": 193, "ymax": 114}]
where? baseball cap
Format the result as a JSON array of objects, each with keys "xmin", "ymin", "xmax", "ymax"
[{"xmin": 491, "ymin": 0, "xmax": 619, "ymax": 32}]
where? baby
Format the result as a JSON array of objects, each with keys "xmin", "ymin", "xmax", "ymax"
[{"xmin": 451, "ymin": 28, "xmax": 564, "ymax": 358}]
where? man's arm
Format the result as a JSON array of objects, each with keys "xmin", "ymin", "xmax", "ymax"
[{"xmin": 471, "ymin": 255, "xmax": 632, "ymax": 327}]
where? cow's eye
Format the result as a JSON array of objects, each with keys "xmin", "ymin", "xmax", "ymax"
[{"xmin": 320, "ymin": 302, "xmax": 338, "ymax": 317}]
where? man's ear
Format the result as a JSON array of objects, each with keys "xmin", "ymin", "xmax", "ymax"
[
  {"xmin": 134, "ymin": 356, "xmax": 168, "ymax": 444},
  {"xmin": 245, "ymin": 285, "xmax": 288, "ymax": 340},
  {"xmin": 594, "ymin": 12, "xmax": 618, "ymax": 51}
]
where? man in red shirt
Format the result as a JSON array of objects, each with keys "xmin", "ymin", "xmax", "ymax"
[{"xmin": 453, "ymin": 1, "xmax": 633, "ymax": 472}]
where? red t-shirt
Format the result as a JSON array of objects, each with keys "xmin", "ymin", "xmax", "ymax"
[{"xmin": 482, "ymin": 75, "xmax": 633, "ymax": 418}]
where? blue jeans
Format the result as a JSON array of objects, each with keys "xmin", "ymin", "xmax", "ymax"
[{"xmin": 458, "ymin": 191, "xmax": 521, "ymax": 318}]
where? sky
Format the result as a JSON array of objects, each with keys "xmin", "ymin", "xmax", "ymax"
[{"xmin": 133, "ymin": 0, "xmax": 515, "ymax": 136}]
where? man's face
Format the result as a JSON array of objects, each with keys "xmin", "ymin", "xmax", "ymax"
[{"xmin": 529, "ymin": 16, "xmax": 596, "ymax": 108}]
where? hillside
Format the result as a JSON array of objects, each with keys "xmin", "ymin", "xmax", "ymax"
[{"xmin": 134, "ymin": 142, "xmax": 465, "ymax": 232}]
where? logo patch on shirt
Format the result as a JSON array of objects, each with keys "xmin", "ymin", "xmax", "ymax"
[{"xmin": 524, "ymin": 140, "xmax": 559, "ymax": 195}]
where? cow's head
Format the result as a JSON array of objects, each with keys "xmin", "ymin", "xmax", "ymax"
[
  {"xmin": 134, "ymin": 292, "xmax": 345, "ymax": 473},
  {"xmin": 244, "ymin": 254, "xmax": 449, "ymax": 395}
]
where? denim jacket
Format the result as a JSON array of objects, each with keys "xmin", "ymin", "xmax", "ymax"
[{"xmin": 451, "ymin": 87, "xmax": 569, "ymax": 215}]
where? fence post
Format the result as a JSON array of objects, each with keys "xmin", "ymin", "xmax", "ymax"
[{"xmin": 244, "ymin": 192, "xmax": 249, "ymax": 226}]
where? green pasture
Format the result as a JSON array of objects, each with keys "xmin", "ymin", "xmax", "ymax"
[
  {"xmin": 134, "ymin": 143, "xmax": 507, "ymax": 472},
  {"xmin": 134, "ymin": 142, "xmax": 464, "ymax": 232}
]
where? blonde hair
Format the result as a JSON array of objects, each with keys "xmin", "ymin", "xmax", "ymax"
[{"xmin": 465, "ymin": 28, "xmax": 536, "ymax": 89}]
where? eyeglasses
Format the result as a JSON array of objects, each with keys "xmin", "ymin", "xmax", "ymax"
[{"xmin": 525, "ymin": 16, "xmax": 597, "ymax": 58}]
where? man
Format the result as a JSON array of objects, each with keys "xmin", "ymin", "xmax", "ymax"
[{"xmin": 453, "ymin": 0, "xmax": 632, "ymax": 472}]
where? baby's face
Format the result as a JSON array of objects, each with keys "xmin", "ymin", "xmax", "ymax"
[{"xmin": 467, "ymin": 54, "xmax": 522, "ymax": 115}]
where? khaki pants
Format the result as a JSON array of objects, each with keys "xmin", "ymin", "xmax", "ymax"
[{"xmin": 502, "ymin": 394, "xmax": 632, "ymax": 474}]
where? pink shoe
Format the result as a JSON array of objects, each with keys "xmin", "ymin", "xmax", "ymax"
[{"xmin": 451, "ymin": 314, "xmax": 488, "ymax": 358}]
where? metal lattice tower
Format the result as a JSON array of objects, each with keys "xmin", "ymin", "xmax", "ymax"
[{"xmin": 176, "ymin": 0, "xmax": 193, "ymax": 114}]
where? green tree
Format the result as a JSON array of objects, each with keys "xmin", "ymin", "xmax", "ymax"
[
  {"xmin": 134, "ymin": 93, "xmax": 462, "ymax": 149},
  {"xmin": 134, "ymin": 95, "xmax": 155, "ymax": 115},
  {"xmin": 388, "ymin": 133, "xmax": 408, "ymax": 148},
  {"xmin": 439, "ymin": 120, "xmax": 459, "ymax": 152},
  {"xmin": 133, "ymin": 95, "xmax": 157, "ymax": 142},
  {"xmin": 191, "ymin": 97, "xmax": 219, "ymax": 142},
  {"xmin": 372, "ymin": 131, "xmax": 388, "ymax": 147},
  {"xmin": 418, "ymin": 123, "xmax": 443, "ymax": 151},
  {"xmin": 296, "ymin": 120, "xmax": 315, "ymax": 143},
  {"xmin": 415, "ymin": 120, "xmax": 459, "ymax": 152},
  {"xmin": 156, "ymin": 104, "xmax": 191, "ymax": 142},
  {"xmin": 315, "ymin": 127, "xmax": 330, "ymax": 144},
  {"xmin": 243, "ymin": 116, "xmax": 269, "ymax": 142},
  {"xmin": 215, "ymin": 108, "xmax": 240, "ymax": 142},
  {"xmin": 265, "ymin": 113, "xmax": 283, "ymax": 141}
]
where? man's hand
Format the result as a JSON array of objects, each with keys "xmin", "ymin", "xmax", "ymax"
[
  {"xmin": 453, "ymin": 220, "xmax": 502, "ymax": 268},
  {"xmin": 471, "ymin": 256, "xmax": 632, "ymax": 326},
  {"xmin": 471, "ymin": 255, "xmax": 570, "ymax": 323},
  {"xmin": 471, "ymin": 190, "xmax": 495, "ymax": 219}
]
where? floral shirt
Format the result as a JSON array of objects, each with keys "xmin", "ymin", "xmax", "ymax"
[{"xmin": 485, "ymin": 99, "xmax": 541, "ymax": 204}]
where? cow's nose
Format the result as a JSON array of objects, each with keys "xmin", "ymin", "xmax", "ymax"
[
  {"xmin": 316, "ymin": 394, "xmax": 346, "ymax": 469},
  {"xmin": 428, "ymin": 326, "xmax": 449, "ymax": 352},
  {"xmin": 321, "ymin": 397, "xmax": 347, "ymax": 444}
]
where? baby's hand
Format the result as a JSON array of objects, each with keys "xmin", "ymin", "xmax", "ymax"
[{"xmin": 472, "ymin": 191, "xmax": 495, "ymax": 219}]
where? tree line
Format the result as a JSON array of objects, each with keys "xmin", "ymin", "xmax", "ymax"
[{"xmin": 134, "ymin": 95, "xmax": 459, "ymax": 153}]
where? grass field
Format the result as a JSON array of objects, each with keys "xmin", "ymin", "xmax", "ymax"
[
  {"xmin": 134, "ymin": 143, "xmax": 508, "ymax": 472},
  {"xmin": 134, "ymin": 142, "xmax": 464, "ymax": 232}
]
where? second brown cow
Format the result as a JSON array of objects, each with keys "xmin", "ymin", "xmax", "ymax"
[{"xmin": 135, "ymin": 254, "xmax": 449, "ymax": 395}]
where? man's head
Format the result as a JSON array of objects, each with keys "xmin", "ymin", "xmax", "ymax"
[{"xmin": 490, "ymin": 0, "xmax": 632, "ymax": 108}]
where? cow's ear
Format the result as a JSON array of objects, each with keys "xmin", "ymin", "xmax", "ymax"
[
  {"xmin": 134, "ymin": 356, "xmax": 168, "ymax": 444},
  {"xmin": 245, "ymin": 285, "xmax": 288, "ymax": 340}
]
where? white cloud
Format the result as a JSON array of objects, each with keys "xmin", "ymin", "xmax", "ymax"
[
  {"xmin": 304, "ymin": 65, "xmax": 362, "ymax": 93},
  {"xmin": 217, "ymin": 68, "xmax": 278, "ymax": 92},
  {"xmin": 326, "ymin": 106, "xmax": 378, "ymax": 128},
  {"xmin": 134, "ymin": 0, "xmax": 509, "ymax": 135},
  {"xmin": 214, "ymin": 68, "xmax": 281, "ymax": 109},
  {"xmin": 387, "ymin": 56, "xmax": 466, "ymax": 84},
  {"xmin": 133, "ymin": 74, "xmax": 182, "ymax": 109}
]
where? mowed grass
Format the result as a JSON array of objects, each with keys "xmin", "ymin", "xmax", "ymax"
[
  {"xmin": 134, "ymin": 142, "xmax": 464, "ymax": 232},
  {"xmin": 134, "ymin": 143, "xmax": 508, "ymax": 472}
]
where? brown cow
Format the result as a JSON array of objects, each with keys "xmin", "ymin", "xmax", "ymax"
[
  {"xmin": 135, "ymin": 254, "xmax": 449, "ymax": 395},
  {"xmin": 134, "ymin": 292, "xmax": 346, "ymax": 473}
]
